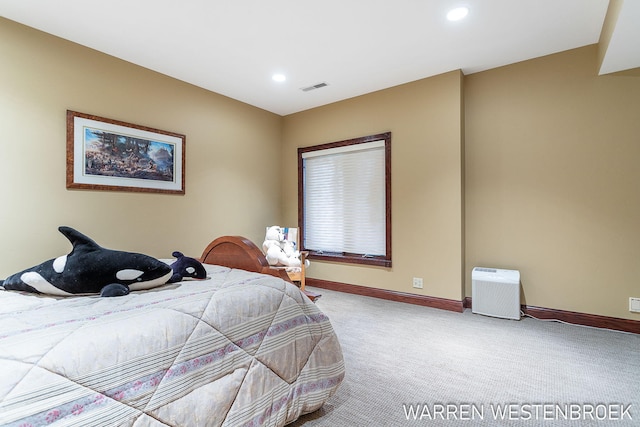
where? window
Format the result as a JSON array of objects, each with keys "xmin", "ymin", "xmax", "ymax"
[{"xmin": 298, "ymin": 132, "xmax": 391, "ymax": 267}]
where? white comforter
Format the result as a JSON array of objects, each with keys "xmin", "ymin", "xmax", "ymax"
[{"xmin": 0, "ymin": 264, "xmax": 344, "ymax": 427}]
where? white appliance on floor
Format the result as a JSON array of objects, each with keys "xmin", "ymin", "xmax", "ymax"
[{"xmin": 472, "ymin": 267, "xmax": 521, "ymax": 320}]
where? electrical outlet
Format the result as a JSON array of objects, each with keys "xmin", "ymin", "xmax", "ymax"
[
  {"xmin": 630, "ymin": 297, "xmax": 640, "ymax": 313},
  {"xmin": 412, "ymin": 277, "xmax": 423, "ymax": 289}
]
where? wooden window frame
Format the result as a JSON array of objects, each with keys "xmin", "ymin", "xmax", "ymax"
[{"xmin": 297, "ymin": 132, "xmax": 392, "ymax": 267}]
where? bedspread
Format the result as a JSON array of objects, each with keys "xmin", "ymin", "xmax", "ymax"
[{"xmin": 0, "ymin": 264, "xmax": 344, "ymax": 427}]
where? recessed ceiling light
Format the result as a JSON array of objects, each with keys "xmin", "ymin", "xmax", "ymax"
[
  {"xmin": 447, "ymin": 6, "xmax": 469, "ymax": 21},
  {"xmin": 272, "ymin": 74, "xmax": 286, "ymax": 82}
]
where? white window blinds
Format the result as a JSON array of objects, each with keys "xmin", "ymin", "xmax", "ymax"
[{"xmin": 302, "ymin": 139, "xmax": 386, "ymax": 256}]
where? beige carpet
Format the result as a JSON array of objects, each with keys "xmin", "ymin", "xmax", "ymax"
[{"xmin": 290, "ymin": 287, "xmax": 640, "ymax": 427}]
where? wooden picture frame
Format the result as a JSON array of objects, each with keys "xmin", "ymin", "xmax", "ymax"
[{"xmin": 66, "ymin": 110, "xmax": 185, "ymax": 194}]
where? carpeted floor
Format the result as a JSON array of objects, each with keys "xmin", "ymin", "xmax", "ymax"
[{"xmin": 290, "ymin": 287, "xmax": 640, "ymax": 427}]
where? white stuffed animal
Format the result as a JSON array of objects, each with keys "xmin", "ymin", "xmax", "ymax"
[{"xmin": 262, "ymin": 226, "xmax": 306, "ymax": 268}]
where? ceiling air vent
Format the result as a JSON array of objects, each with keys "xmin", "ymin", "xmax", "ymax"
[{"xmin": 301, "ymin": 82, "xmax": 328, "ymax": 92}]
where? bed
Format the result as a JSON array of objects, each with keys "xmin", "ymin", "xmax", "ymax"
[{"xmin": 0, "ymin": 236, "xmax": 344, "ymax": 427}]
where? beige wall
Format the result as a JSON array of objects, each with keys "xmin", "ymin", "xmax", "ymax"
[
  {"xmin": 282, "ymin": 71, "xmax": 465, "ymax": 301},
  {"xmin": 2, "ymin": 18, "xmax": 638, "ymax": 321},
  {"xmin": 0, "ymin": 17, "xmax": 282, "ymax": 276},
  {"xmin": 466, "ymin": 45, "xmax": 640, "ymax": 321},
  {"xmin": 283, "ymin": 45, "xmax": 639, "ymax": 321}
]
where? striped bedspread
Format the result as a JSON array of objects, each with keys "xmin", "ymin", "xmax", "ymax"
[{"xmin": 0, "ymin": 264, "xmax": 344, "ymax": 426}]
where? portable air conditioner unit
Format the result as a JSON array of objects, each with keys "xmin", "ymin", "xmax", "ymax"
[{"xmin": 472, "ymin": 267, "xmax": 521, "ymax": 320}]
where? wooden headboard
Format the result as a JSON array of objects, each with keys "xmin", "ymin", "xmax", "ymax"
[{"xmin": 199, "ymin": 235, "xmax": 291, "ymax": 282}]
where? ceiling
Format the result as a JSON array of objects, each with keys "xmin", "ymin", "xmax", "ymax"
[{"xmin": 1, "ymin": 0, "xmax": 638, "ymax": 116}]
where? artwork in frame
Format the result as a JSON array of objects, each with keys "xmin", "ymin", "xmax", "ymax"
[{"xmin": 66, "ymin": 110, "xmax": 185, "ymax": 194}]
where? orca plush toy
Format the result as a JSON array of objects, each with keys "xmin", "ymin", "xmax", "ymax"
[
  {"xmin": 168, "ymin": 251, "xmax": 208, "ymax": 283},
  {"xmin": 0, "ymin": 226, "xmax": 174, "ymax": 297}
]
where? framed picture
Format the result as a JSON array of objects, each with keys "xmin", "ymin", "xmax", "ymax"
[{"xmin": 66, "ymin": 110, "xmax": 185, "ymax": 194}]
